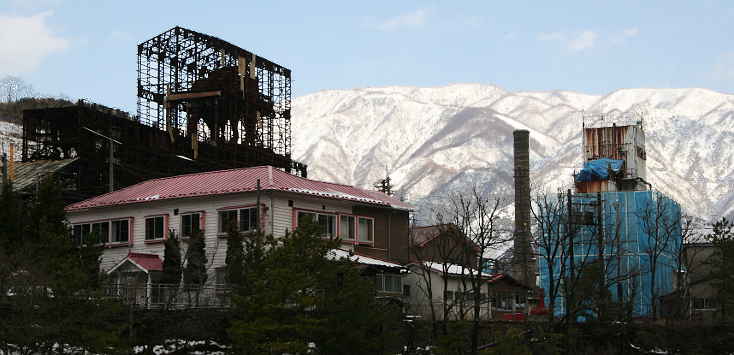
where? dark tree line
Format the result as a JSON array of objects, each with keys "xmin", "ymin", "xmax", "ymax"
[{"xmin": 0, "ymin": 179, "xmax": 125, "ymax": 354}]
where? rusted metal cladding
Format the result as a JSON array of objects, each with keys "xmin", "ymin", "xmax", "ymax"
[
  {"xmin": 575, "ymin": 179, "xmax": 615, "ymax": 194},
  {"xmin": 582, "ymin": 124, "xmax": 646, "ymax": 180},
  {"xmin": 583, "ymin": 125, "xmax": 628, "ymax": 161}
]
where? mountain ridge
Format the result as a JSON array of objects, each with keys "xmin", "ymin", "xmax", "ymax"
[{"xmin": 292, "ymin": 84, "xmax": 734, "ymax": 221}]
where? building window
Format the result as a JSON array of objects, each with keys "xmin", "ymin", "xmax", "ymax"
[
  {"xmin": 496, "ymin": 293, "xmax": 514, "ymax": 311},
  {"xmin": 296, "ymin": 210, "xmax": 336, "ymax": 238},
  {"xmin": 358, "ymin": 217, "xmax": 373, "ymax": 242},
  {"xmin": 72, "ymin": 223, "xmax": 91, "ymax": 245},
  {"xmin": 215, "ymin": 267, "xmax": 226, "ymax": 287},
  {"xmin": 111, "ymin": 219, "xmax": 130, "ymax": 243},
  {"xmin": 375, "ymin": 273, "xmax": 402, "ymax": 293},
  {"xmin": 73, "ymin": 220, "xmax": 128, "ymax": 245},
  {"xmin": 385, "ymin": 274, "xmax": 401, "ymax": 293},
  {"xmin": 239, "ymin": 208, "xmax": 257, "ymax": 232},
  {"xmin": 215, "ymin": 267, "xmax": 227, "ymax": 295},
  {"xmin": 318, "ymin": 214, "xmax": 336, "ymax": 238},
  {"xmin": 92, "ymin": 221, "xmax": 109, "ymax": 244},
  {"xmin": 219, "ymin": 210, "xmax": 238, "ymax": 233},
  {"xmin": 181, "ymin": 213, "xmax": 201, "ymax": 238},
  {"xmin": 445, "ymin": 291, "xmax": 455, "ymax": 303},
  {"xmin": 297, "ymin": 211, "xmax": 316, "ymax": 226},
  {"xmin": 219, "ymin": 207, "xmax": 258, "ymax": 233},
  {"xmin": 339, "ymin": 215, "xmax": 355, "ymax": 240},
  {"xmin": 145, "ymin": 216, "xmax": 165, "ymax": 241}
]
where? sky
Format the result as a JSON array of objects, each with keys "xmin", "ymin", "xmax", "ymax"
[{"xmin": 1, "ymin": 0, "xmax": 733, "ymax": 113}]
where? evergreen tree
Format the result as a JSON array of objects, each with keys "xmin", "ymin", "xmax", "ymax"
[
  {"xmin": 225, "ymin": 223, "xmax": 245, "ymax": 288},
  {"xmin": 183, "ymin": 229, "xmax": 208, "ymax": 287},
  {"xmin": 228, "ymin": 222, "xmax": 401, "ymax": 354},
  {"xmin": 0, "ymin": 177, "xmax": 122, "ymax": 353},
  {"xmin": 706, "ymin": 217, "xmax": 734, "ymax": 319},
  {"xmin": 162, "ymin": 230, "xmax": 182, "ymax": 285}
]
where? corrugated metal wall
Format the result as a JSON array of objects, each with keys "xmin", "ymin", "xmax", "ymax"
[{"xmin": 537, "ymin": 190, "xmax": 681, "ymax": 318}]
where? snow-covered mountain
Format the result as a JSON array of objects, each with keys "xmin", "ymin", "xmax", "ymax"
[{"xmin": 292, "ymin": 84, "xmax": 734, "ymax": 221}]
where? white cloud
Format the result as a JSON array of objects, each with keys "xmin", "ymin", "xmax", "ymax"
[
  {"xmin": 622, "ymin": 27, "xmax": 639, "ymax": 37},
  {"xmin": 568, "ymin": 31, "xmax": 597, "ymax": 51},
  {"xmin": 713, "ymin": 52, "xmax": 734, "ymax": 82},
  {"xmin": 0, "ymin": 11, "xmax": 69, "ymax": 75},
  {"xmin": 376, "ymin": 9, "xmax": 428, "ymax": 31},
  {"xmin": 538, "ymin": 30, "xmax": 597, "ymax": 52}
]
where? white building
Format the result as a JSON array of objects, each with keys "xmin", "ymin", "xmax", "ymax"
[
  {"xmin": 403, "ymin": 262, "xmax": 531, "ymax": 321},
  {"xmin": 64, "ymin": 166, "xmax": 412, "ymax": 306}
]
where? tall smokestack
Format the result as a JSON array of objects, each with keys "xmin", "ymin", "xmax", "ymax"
[{"xmin": 512, "ymin": 130, "xmax": 532, "ymax": 288}]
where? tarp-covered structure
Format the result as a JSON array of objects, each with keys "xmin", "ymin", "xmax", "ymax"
[{"xmin": 575, "ymin": 158, "xmax": 624, "ymax": 182}]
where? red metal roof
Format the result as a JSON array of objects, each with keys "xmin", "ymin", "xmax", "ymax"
[
  {"xmin": 105, "ymin": 252, "xmax": 164, "ymax": 274},
  {"xmin": 66, "ymin": 166, "xmax": 412, "ymax": 212}
]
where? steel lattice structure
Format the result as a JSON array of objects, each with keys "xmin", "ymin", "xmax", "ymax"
[
  {"xmin": 136, "ymin": 26, "xmax": 295, "ymax": 164},
  {"xmin": 18, "ymin": 27, "xmax": 306, "ymax": 203}
]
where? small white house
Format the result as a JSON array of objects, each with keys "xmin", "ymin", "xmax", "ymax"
[
  {"xmin": 64, "ymin": 165, "xmax": 412, "ymax": 305},
  {"xmin": 403, "ymin": 262, "xmax": 531, "ymax": 321}
]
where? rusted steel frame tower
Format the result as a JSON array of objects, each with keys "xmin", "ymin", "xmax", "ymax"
[{"xmin": 136, "ymin": 26, "xmax": 303, "ymax": 175}]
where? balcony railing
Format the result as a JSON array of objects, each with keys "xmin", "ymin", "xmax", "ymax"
[{"xmin": 105, "ymin": 284, "xmax": 231, "ymax": 309}]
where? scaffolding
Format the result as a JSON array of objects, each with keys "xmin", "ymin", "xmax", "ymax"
[
  {"xmin": 136, "ymin": 26, "xmax": 298, "ymax": 169},
  {"xmin": 19, "ymin": 26, "xmax": 308, "ymax": 202}
]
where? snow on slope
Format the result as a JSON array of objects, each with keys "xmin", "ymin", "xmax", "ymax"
[{"xmin": 292, "ymin": 84, "xmax": 734, "ymax": 221}]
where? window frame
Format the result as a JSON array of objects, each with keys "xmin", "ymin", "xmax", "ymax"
[
  {"xmin": 292, "ymin": 209, "xmax": 375, "ymax": 245},
  {"xmin": 91, "ymin": 221, "xmax": 109, "ymax": 244},
  {"xmin": 180, "ymin": 212, "xmax": 202, "ymax": 238},
  {"xmin": 374, "ymin": 273, "xmax": 402, "ymax": 294},
  {"xmin": 293, "ymin": 209, "xmax": 337, "ymax": 239},
  {"xmin": 144, "ymin": 214, "xmax": 167, "ymax": 243},
  {"xmin": 71, "ymin": 217, "xmax": 132, "ymax": 248},
  {"xmin": 218, "ymin": 205, "xmax": 259, "ymax": 235},
  {"xmin": 357, "ymin": 216, "xmax": 375, "ymax": 244},
  {"xmin": 110, "ymin": 218, "xmax": 131, "ymax": 244},
  {"xmin": 339, "ymin": 215, "xmax": 356, "ymax": 241}
]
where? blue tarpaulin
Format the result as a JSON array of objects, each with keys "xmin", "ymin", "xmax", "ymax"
[{"xmin": 575, "ymin": 158, "xmax": 624, "ymax": 182}]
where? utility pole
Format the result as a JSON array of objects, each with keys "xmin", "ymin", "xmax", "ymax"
[
  {"xmin": 256, "ymin": 179, "xmax": 261, "ymax": 232},
  {"xmin": 82, "ymin": 127, "xmax": 122, "ymax": 192},
  {"xmin": 1, "ymin": 150, "xmax": 7, "ymax": 187},
  {"xmin": 566, "ymin": 189, "xmax": 575, "ymax": 322},
  {"xmin": 596, "ymin": 191, "xmax": 606, "ymax": 319}
]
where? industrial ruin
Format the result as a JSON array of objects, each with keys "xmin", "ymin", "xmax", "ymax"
[
  {"xmin": 17, "ymin": 26, "xmax": 306, "ymax": 201},
  {"xmin": 536, "ymin": 112, "xmax": 682, "ymax": 318}
]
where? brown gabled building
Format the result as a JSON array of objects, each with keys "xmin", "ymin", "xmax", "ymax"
[{"xmin": 409, "ymin": 224, "xmax": 480, "ymax": 267}]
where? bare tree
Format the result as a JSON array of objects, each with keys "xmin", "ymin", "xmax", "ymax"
[
  {"xmin": 408, "ymin": 229, "xmax": 441, "ymax": 341},
  {"xmin": 531, "ymin": 189, "xmax": 570, "ymax": 322},
  {"xmin": 429, "ymin": 185, "xmax": 509, "ymax": 355},
  {"xmin": 532, "ymin": 189, "xmax": 640, "ymax": 323},
  {"xmin": 0, "ymin": 76, "xmax": 36, "ymax": 103},
  {"xmin": 409, "ymin": 219, "xmax": 465, "ymax": 338},
  {"xmin": 637, "ymin": 193, "xmax": 681, "ymax": 320},
  {"xmin": 666, "ymin": 214, "xmax": 702, "ymax": 321}
]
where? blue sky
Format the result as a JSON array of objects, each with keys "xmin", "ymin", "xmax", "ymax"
[{"xmin": 1, "ymin": 0, "xmax": 733, "ymax": 112}]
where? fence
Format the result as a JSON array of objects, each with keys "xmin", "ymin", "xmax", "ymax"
[{"xmin": 105, "ymin": 284, "xmax": 231, "ymax": 309}]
